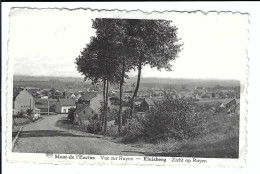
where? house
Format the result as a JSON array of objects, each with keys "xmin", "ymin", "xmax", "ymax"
[
  {"xmin": 225, "ymin": 99, "xmax": 238, "ymax": 108},
  {"xmin": 41, "ymin": 89, "xmax": 51, "ymax": 96},
  {"xmin": 151, "ymin": 90, "xmax": 164, "ymax": 97},
  {"xmin": 110, "ymin": 97, "xmax": 119, "ymax": 106},
  {"xmin": 184, "ymin": 94, "xmax": 193, "ymax": 100},
  {"xmin": 134, "ymin": 100, "xmax": 143, "ymax": 108},
  {"xmin": 74, "ymin": 93, "xmax": 82, "ymax": 100},
  {"xmin": 77, "ymin": 92, "xmax": 98, "ymax": 105},
  {"xmin": 74, "ymin": 104, "xmax": 98, "ymax": 125},
  {"xmin": 193, "ymin": 93, "xmax": 200, "ymax": 101},
  {"xmin": 14, "ymin": 89, "xmax": 35, "ymax": 114},
  {"xmin": 25, "ymin": 87, "xmax": 40, "ymax": 97},
  {"xmin": 140, "ymin": 98, "xmax": 156, "ymax": 112},
  {"xmin": 66, "ymin": 93, "xmax": 76, "ymax": 99},
  {"xmin": 137, "ymin": 91, "xmax": 149, "ymax": 98},
  {"xmin": 228, "ymin": 105, "xmax": 237, "ymax": 114},
  {"xmin": 35, "ymin": 98, "xmax": 57, "ymax": 114},
  {"xmin": 201, "ymin": 93, "xmax": 211, "ymax": 99},
  {"xmin": 66, "ymin": 92, "xmax": 82, "ymax": 100},
  {"xmin": 55, "ymin": 98, "xmax": 76, "ymax": 113},
  {"xmin": 77, "ymin": 92, "xmax": 104, "ymax": 112}
]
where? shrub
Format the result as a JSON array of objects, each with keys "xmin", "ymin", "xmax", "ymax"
[
  {"xmin": 14, "ymin": 111, "xmax": 26, "ymax": 118},
  {"xmin": 184, "ymin": 111, "xmax": 207, "ymax": 139},
  {"xmin": 105, "ymin": 124, "xmax": 119, "ymax": 137},
  {"xmin": 114, "ymin": 107, "xmax": 130, "ymax": 126},
  {"xmin": 121, "ymin": 119, "xmax": 144, "ymax": 143},
  {"xmin": 68, "ymin": 108, "xmax": 76, "ymax": 122},
  {"xmin": 108, "ymin": 108, "xmax": 118, "ymax": 122},
  {"xmin": 142, "ymin": 96, "xmax": 205, "ymax": 142},
  {"xmin": 86, "ymin": 114, "xmax": 102, "ymax": 134}
]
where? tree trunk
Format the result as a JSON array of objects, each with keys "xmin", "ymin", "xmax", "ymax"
[
  {"xmin": 102, "ymin": 79, "xmax": 107, "ymax": 133},
  {"xmin": 103, "ymin": 79, "xmax": 106, "ymax": 103},
  {"xmin": 118, "ymin": 60, "xmax": 125, "ymax": 133},
  {"xmin": 103, "ymin": 79, "xmax": 109, "ymax": 133},
  {"xmin": 130, "ymin": 59, "xmax": 142, "ymax": 118}
]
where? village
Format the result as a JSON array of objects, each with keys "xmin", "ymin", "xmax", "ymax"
[
  {"xmin": 13, "ymin": 82, "xmax": 240, "ymax": 127},
  {"xmin": 10, "ymin": 17, "xmax": 241, "ymax": 158}
]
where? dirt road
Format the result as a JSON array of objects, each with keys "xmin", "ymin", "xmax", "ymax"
[{"xmin": 13, "ymin": 114, "xmax": 145, "ymax": 156}]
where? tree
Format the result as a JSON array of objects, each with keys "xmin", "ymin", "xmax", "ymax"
[
  {"xmin": 68, "ymin": 108, "xmax": 76, "ymax": 122},
  {"xmin": 143, "ymin": 96, "xmax": 194, "ymax": 141},
  {"xmin": 50, "ymin": 88, "xmax": 55, "ymax": 98},
  {"xmin": 75, "ymin": 24, "xmax": 124, "ymax": 133},
  {"xmin": 91, "ymin": 19, "xmax": 137, "ymax": 133},
  {"xmin": 62, "ymin": 91, "xmax": 66, "ymax": 98},
  {"xmin": 26, "ymin": 109, "xmax": 33, "ymax": 120},
  {"xmin": 76, "ymin": 18, "xmax": 182, "ymax": 133},
  {"xmin": 126, "ymin": 19, "xmax": 182, "ymax": 118}
]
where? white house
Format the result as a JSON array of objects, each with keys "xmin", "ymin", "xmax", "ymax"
[{"xmin": 55, "ymin": 98, "xmax": 76, "ymax": 113}]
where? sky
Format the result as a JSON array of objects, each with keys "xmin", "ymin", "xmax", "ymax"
[{"xmin": 9, "ymin": 9, "xmax": 249, "ymax": 80}]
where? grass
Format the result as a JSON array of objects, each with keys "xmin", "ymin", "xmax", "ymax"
[
  {"xmin": 148, "ymin": 112, "xmax": 240, "ymax": 158},
  {"xmin": 13, "ymin": 118, "xmax": 31, "ymax": 126}
]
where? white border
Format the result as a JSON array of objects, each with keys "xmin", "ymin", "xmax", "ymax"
[{"xmin": 2, "ymin": 2, "xmax": 260, "ymax": 174}]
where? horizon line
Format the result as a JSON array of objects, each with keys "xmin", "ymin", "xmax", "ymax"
[{"xmin": 13, "ymin": 74, "xmax": 240, "ymax": 82}]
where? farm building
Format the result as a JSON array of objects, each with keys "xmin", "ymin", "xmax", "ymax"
[
  {"xmin": 55, "ymin": 98, "xmax": 76, "ymax": 113},
  {"xmin": 13, "ymin": 89, "xmax": 35, "ymax": 114},
  {"xmin": 35, "ymin": 98, "xmax": 57, "ymax": 114},
  {"xmin": 13, "ymin": 89, "xmax": 40, "ymax": 118},
  {"xmin": 77, "ymin": 92, "xmax": 97, "ymax": 105},
  {"xmin": 66, "ymin": 92, "xmax": 82, "ymax": 100},
  {"xmin": 140, "ymin": 98, "xmax": 156, "ymax": 112},
  {"xmin": 225, "ymin": 99, "xmax": 238, "ymax": 108},
  {"xmin": 74, "ymin": 104, "xmax": 98, "ymax": 125},
  {"xmin": 201, "ymin": 93, "xmax": 211, "ymax": 99}
]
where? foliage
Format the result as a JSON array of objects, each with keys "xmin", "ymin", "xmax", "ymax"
[
  {"xmin": 50, "ymin": 88, "xmax": 55, "ymax": 97},
  {"xmin": 76, "ymin": 18, "xmax": 182, "ymax": 132},
  {"xmin": 26, "ymin": 109, "xmax": 33, "ymax": 120},
  {"xmin": 67, "ymin": 108, "xmax": 76, "ymax": 122},
  {"xmin": 121, "ymin": 119, "xmax": 144, "ymax": 143},
  {"xmin": 153, "ymin": 112, "xmax": 239, "ymax": 158},
  {"xmin": 114, "ymin": 108, "xmax": 131, "ymax": 125},
  {"xmin": 86, "ymin": 114, "xmax": 102, "ymax": 134},
  {"xmin": 142, "ymin": 96, "xmax": 206, "ymax": 142},
  {"xmin": 108, "ymin": 108, "xmax": 118, "ymax": 122},
  {"xmin": 14, "ymin": 111, "xmax": 26, "ymax": 118},
  {"xmin": 105, "ymin": 125, "xmax": 119, "ymax": 137}
]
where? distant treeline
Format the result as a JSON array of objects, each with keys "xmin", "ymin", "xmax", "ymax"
[
  {"xmin": 13, "ymin": 79, "xmax": 91, "ymax": 91},
  {"xmin": 13, "ymin": 75, "xmax": 240, "ymax": 92}
]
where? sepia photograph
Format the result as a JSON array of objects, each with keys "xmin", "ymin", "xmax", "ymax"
[{"xmin": 5, "ymin": 7, "xmax": 248, "ymax": 167}]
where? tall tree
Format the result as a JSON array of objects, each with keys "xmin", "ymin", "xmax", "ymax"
[
  {"xmin": 125, "ymin": 19, "xmax": 182, "ymax": 117},
  {"xmin": 91, "ymin": 18, "xmax": 137, "ymax": 132},
  {"xmin": 75, "ymin": 35, "xmax": 121, "ymax": 133}
]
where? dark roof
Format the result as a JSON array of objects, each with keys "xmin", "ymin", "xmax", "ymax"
[
  {"xmin": 59, "ymin": 99, "xmax": 76, "ymax": 106},
  {"xmin": 110, "ymin": 96, "xmax": 119, "ymax": 101},
  {"xmin": 78, "ymin": 92, "xmax": 97, "ymax": 101},
  {"xmin": 75, "ymin": 104, "xmax": 88, "ymax": 115},
  {"xmin": 35, "ymin": 98, "xmax": 57, "ymax": 104},
  {"xmin": 35, "ymin": 105, "xmax": 49, "ymax": 109},
  {"xmin": 75, "ymin": 104, "xmax": 96, "ymax": 119}
]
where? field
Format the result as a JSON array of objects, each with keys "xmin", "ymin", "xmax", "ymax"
[{"xmin": 145, "ymin": 112, "xmax": 239, "ymax": 158}]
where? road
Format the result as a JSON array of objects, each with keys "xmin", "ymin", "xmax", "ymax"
[{"xmin": 13, "ymin": 114, "xmax": 145, "ymax": 156}]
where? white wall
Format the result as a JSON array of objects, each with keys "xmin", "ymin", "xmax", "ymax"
[{"xmin": 60, "ymin": 106, "xmax": 76, "ymax": 113}]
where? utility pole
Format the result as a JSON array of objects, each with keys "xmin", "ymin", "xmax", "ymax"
[{"xmin": 48, "ymin": 99, "xmax": 49, "ymax": 116}]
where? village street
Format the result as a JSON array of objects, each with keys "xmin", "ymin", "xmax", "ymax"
[{"xmin": 13, "ymin": 114, "xmax": 145, "ymax": 156}]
